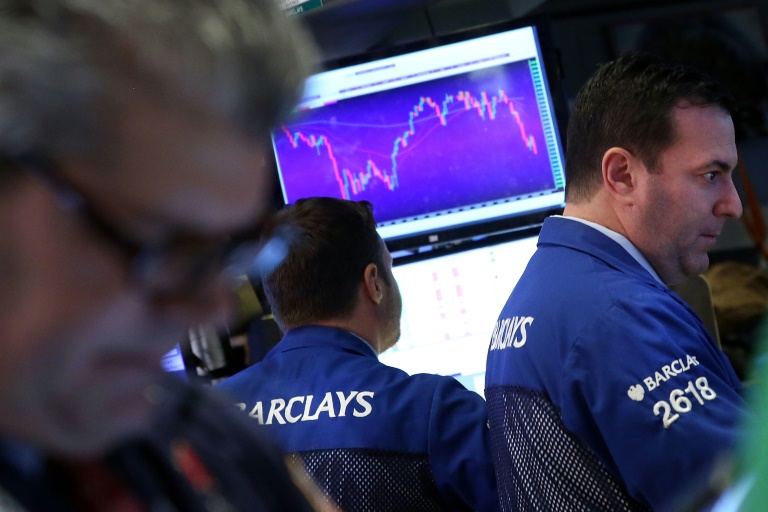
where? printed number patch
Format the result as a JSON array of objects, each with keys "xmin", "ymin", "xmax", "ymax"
[{"xmin": 652, "ymin": 377, "xmax": 717, "ymax": 428}]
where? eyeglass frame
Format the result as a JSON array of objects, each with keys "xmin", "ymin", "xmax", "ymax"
[{"xmin": 1, "ymin": 153, "xmax": 289, "ymax": 298}]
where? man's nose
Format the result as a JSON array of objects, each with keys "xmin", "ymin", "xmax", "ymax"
[{"xmin": 715, "ymin": 176, "xmax": 743, "ymax": 219}]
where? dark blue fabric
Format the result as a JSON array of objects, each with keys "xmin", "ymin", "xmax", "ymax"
[
  {"xmin": 218, "ymin": 325, "xmax": 500, "ymax": 512},
  {"xmin": 0, "ymin": 441, "xmax": 74, "ymax": 511},
  {"xmin": 485, "ymin": 217, "xmax": 746, "ymax": 511},
  {"xmin": 0, "ymin": 378, "xmax": 313, "ymax": 512},
  {"xmin": 486, "ymin": 386, "xmax": 649, "ymax": 512},
  {"xmin": 116, "ymin": 377, "xmax": 314, "ymax": 512}
]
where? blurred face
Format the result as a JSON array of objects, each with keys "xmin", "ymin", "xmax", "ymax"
[
  {"xmin": 378, "ymin": 241, "xmax": 402, "ymax": 353},
  {"xmin": 629, "ymin": 105, "xmax": 742, "ymax": 286},
  {"xmin": 0, "ymin": 94, "xmax": 272, "ymax": 456}
]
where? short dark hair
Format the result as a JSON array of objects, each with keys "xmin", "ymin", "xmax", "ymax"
[
  {"xmin": 262, "ymin": 197, "xmax": 387, "ymax": 331},
  {"xmin": 565, "ymin": 52, "xmax": 735, "ymax": 202}
]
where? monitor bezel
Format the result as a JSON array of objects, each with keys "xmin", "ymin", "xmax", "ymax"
[
  {"xmin": 272, "ymin": 16, "xmax": 569, "ymax": 255},
  {"xmin": 391, "ymin": 224, "xmax": 543, "ymax": 268}
]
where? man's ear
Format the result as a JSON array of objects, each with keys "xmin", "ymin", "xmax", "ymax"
[
  {"xmin": 602, "ymin": 147, "xmax": 640, "ymax": 203},
  {"xmin": 363, "ymin": 263, "xmax": 383, "ymax": 305}
]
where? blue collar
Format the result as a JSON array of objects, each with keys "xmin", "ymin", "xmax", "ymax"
[
  {"xmin": 556, "ymin": 215, "xmax": 663, "ymax": 284},
  {"xmin": 268, "ymin": 326, "xmax": 379, "ymax": 360},
  {"xmin": 540, "ymin": 217, "xmax": 668, "ymax": 292}
]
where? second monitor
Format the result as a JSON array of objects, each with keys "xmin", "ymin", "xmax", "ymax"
[{"xmin": 380, "ymin": 233, "xmax": 539, "ymax": 396}]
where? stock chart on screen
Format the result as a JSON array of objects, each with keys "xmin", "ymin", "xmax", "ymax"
[{"xmin": 271, "ymin": 23, "xmax": 566, "ymax": 249}]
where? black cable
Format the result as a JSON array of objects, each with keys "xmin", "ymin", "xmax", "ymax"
[{"xmin": 423, "ymin": 7, "xmax": 435, "ymax": 38}]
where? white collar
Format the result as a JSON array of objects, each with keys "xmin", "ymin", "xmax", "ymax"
[{"xmin": 555, "ymin": 215, "xmax": 664, "ymax": 285}]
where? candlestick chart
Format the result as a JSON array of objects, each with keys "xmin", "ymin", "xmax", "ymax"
[{"xmin": 273, "ymin": 59, "xmax": 559, "ymax": 224}]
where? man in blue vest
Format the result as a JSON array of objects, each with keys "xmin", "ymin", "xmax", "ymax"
[
  {"xmin": 218, "ymin": 197, "xmax": 500, "ymax": 512},
  {"xmin": 485, "ymin": 52, "xmax": 747, "ymax": 511}
]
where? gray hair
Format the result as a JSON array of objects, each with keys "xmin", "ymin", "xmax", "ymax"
[{"xmin": 0, "ymin": 0, "xmax": 317, "ymax": 160}]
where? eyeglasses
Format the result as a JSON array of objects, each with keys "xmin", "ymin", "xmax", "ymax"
[{"xmin": 4, "ymin": 154, "xmax": 290, "ymax": 298}]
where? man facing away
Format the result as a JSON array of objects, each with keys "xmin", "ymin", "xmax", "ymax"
[
  {"xmin": 0, "ymin": 0, "xmax": 321, "ymax": 510},
  {"xmin": 218, "ymin": 197, "xmax": 500, "ymax": 512},
  {"xmin": 485, "ymin": 52, "xmax": 747, "ymax": 511}
]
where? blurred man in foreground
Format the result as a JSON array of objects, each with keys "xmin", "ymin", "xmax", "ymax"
[
  {"xmin": 218, "ymin": 197, "xmax": 500, "ymax": 512},
  {"xmin": 0, "ymin": 0, "xmax": 318, "ymax": 509}
]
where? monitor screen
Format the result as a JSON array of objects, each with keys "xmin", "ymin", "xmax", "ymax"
[
  {"xmin": 161, "ymin": 344, "xmax": 188, "ymax": 380},
  {"xmin": 379, "ymin": 233, "xmax": 539, "ymax": 396},
  {"xmin": 271, "ymin": 20, "xmax": 566, "ymax": 251}
]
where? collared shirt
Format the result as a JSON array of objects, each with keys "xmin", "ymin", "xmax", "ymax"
[
  {"xmin": 555, "ymin": 215, "xmax": 664, "ymax": 284},
  {"xmin": 486, "ymin": 216, "xmax": 745, "ymax": 510}
]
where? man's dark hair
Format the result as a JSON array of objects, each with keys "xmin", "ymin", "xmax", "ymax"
[
  {"xmin": 262, "ymin": 197, "xmax": 387, "ymax": 331},
  {"xmin": 565, "ymin": 52, "xmax": 736, "ymax": 202}
]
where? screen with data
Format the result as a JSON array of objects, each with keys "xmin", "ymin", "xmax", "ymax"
[
  {"xmin": 161, "ymin": 344, "xmax": 188, "ymax": 379},
  {"xmin": 379, "ymin": 234, "xmax": 539, "ymax": 397},
  {"xmin": 271, "ymin": 21, "xmax": 565, "ymax": 251}
]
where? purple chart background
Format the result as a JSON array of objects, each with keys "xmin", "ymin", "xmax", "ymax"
[{"xmin": 273, "ymin": 59, "xmax": 558, "ymax": 224}]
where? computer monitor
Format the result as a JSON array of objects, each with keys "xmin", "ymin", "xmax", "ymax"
[
  {"xmin": 271, "ymin": 18, "xmax": 567, "ymax": 252},
  {"xmin": 161, "ymin": 344, "xmax": 188, "ymax": 380},
  {"xmin": 379, "ymin": 232, "xmax": 539, "ymax": 396}
]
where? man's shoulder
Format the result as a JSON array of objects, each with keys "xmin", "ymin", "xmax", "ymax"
[
  {"xmin": 516, "ymin": 242, "xmax": 666, "ymax": 312},
  {"xmin": 532, "ymin": 217, "xmax": 660, "ymax": 291},
  {"xmin": 216, "ymin": 345, "xmax": 460, "ymax": 413},
  {"xmin": 221, "ymin": 342, "xmax": 404, "ymax": 384},
  {"xmin": 114, "ymin": 377, "xmax": 315, "ymax": 512},
  {"xmin": 406, "ymin": 371, "xmax": 477, "ymax": 393},
  {"xmin": 215, "ymin": 360, "xmax": 267, "ymax": 394},
  {"xmin": 502, "ymin": 249, "xmax": 659, "ymax": 325},
  {"xmin": 487, "ymin": 257, "xmax": 683, "ymax": 390}
]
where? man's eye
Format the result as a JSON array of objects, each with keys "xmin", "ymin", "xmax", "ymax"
[{"xmin": 705, "ymin": 171, "xmax": 718, "ymax": 182}]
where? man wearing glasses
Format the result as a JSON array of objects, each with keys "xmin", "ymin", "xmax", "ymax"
[{"xmin": 0, "ymin": 0, "xmax": 319, "ymax": 510}]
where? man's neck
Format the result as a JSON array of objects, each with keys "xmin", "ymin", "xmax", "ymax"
[
  {"xmin": 562, "ymin": 201, "xmax": 628, "ymax": 239},
  {"xmin": 310, "ymin": 318, "xmax": 381, "ymax": 355}
]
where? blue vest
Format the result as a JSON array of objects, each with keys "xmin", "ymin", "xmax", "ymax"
[
  {"xmin": 486, "ymin": 217, "xmax": 746, "ymax": 510},
  {"xmin": 218, "ymin": 325, "xmax": 499, "ymax": 512}
]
